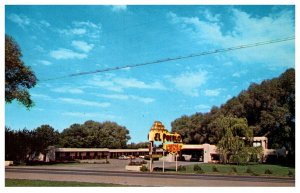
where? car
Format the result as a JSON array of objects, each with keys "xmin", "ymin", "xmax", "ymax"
[
  {"xmin": 128, "ymin": 155, "xmax": 136, "ymax": 159},
  {"xmin": 118, "ymin": 155, "xmax": 129, "ymax": 160}
]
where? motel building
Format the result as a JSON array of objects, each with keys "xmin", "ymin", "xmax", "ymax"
[
  {"xmin": 44, "ymin": 136, "xmax": 286, "ymax": 163},
  {"xmin": 43, "ymin": 121, "xmax": 287, "ymax": 164}
]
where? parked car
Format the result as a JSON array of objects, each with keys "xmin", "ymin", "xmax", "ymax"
[
  {"xmin": 118, "ymin": 155, "xmax": 129, "ymax": 160},
  {"xmin": 128, "ymin": 155, "xmax": 136, "ymax": 159}
]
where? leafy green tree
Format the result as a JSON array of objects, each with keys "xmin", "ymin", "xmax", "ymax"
[
  {"xmin": 5, "ymin": 127, "xmax": 35, "ymax": 162},
  {"xmin": 5, "ymin": 35, "xmax": 37, "ymax": 108},
  {"xmin": 60, "ymin": 124, "xmax": 90, "ymax": 148},
  {"xmin": 213, "ymin": 116, "xmax": 255, "ymax": 164},
  {"xmin": 60, "ymin": 120, "xmax": 131, "ymax": 149},
  {"xmin": 32, "ymin": 125, "xmax": 60, "ymax": 159}
]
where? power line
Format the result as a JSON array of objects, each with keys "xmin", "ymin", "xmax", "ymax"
[{"xmin": 40, "ymin": 36, "xmax": 295, "ymax": 82}]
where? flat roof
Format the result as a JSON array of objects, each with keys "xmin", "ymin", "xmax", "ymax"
[{"xmin": 55, "ymin": 148, "xmax": 163, "ymax": 153}]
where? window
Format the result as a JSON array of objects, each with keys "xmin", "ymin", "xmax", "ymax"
[{"xmin": 253, "ymin": 141, "xmax": 262, "ymax": 147}]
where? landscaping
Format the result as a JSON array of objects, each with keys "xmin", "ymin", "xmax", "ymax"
[{"xmin": 173, "ymin": 163, "xmax": 295, "ymax": 177}]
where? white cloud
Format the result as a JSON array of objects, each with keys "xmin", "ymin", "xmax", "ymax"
[
  {"xmin": 89, "ymin": 75, "xmax": 166, "ymax": 92},
  {"xmin": 168, "ymin": 70, "xmax": 208, "ymax": 97},
  {"xmin": 31, "ymin": 93, "xmax": 52, "ymax": 100},
  {"xmin": 114, "ymin": 78, "xmax": 165, "ymax": 90},
  {"xmin": 167, "ymin": 8, "xmax": 295, "ymax": 67},
  {"xmin": 38, "ymin": 60, "xmax": 52, "ymax": 66},
  {"xmin": 204, "ymin": 88, "xmax": 223, "ymax": 96},
  {"xmin": 72, "ymin": 40, "xmax": 94, "ymax": 53},
  {"xmin": 232, "ymin": 70, "xmax": 248, "ymax": 77},
  {"xmin": 7, "ymin": 13, "xmax": 30, "ymax": 27},
  {"xmin": 111, "ymin": 5, "xmax": 127, "ymax": 12},
  {"xmin": 73, "ymin": 21, "xmax": 99, "ymax": 29},
  {"xmin": 131, "ymin": 96, "xmax": 154, "ymax": 104},
  {"xmin": 98, "ymin": 94, "xmax": 154, "ymax": 104},
  {"xmin": 199, "ymin": 9, "xmax": 220, "ymax": 22},
  {"xmin": 62, "ymin": 112, "xmax": 115, "ymax": 119},
  {"xmin": 58, "ymin": 98, "xmax": 110, "ymax": 108},
  {"xmin": 50, "ymin": 48, "xmax": 87, "ymax": 59},
  {"xmin": 98, "ymin": 94, "xmax": 129, "ymax": 100},
  {"xmin": 51, "ymin": 87, "xmax": 83, "ymax": 94},
  {"xmin": 40, "ymin": 20, "xmax": 50, "ymax": 27},
  {"xmin": 57, "ymin": 21, "xmax": 101, "ymax": 39},
  {"xmin": 70, "ymin": 28, "xmax": 86, "ymax": 35}
]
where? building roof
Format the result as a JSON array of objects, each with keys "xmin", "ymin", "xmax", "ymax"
[{"xmin": 55, "ymin": 148, "xmax": 163, "ymax": 153}]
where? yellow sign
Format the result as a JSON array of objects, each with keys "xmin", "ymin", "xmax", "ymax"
[
  {"xmin": 148, "ymin": 121, "xmax": 182, "ymax": 143},
  {"xmin": 164, "ymin": 143, "xmax": 183, "ymax": 154}
]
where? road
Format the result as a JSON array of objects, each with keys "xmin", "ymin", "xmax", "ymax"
[{"xmin": 5, "ymin": 166, "xmax": 295, "ymax": 187}]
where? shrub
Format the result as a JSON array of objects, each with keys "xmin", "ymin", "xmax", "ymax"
[
  {"xmin": 140, "ymin": 165, "xmax": 148, "ymax": 172},
  {"xmin": 178, "ymin": 165, "xmax": 186, "ymax": 172},
  {"xmin": 264, "ymin": 169, "xmax": 273, "ymax": 175},
  {"xmin": 288, "ymin": 170, "xmax": 294, "ymax": 177},
  {"xmin": 246, "ymin": 167, "xmax": 253, "ymax": 174},
  {"xmin": 212, "ymin": 165, "xmax": 219, "ymax": 172},
  {"xmin": 230, "ymin": 166, "xmax": 237, "ymax": 173},
  {"xmin": 193, "ymin": 164, "xmax": 200, "ymax": 171},
  {"xmin": 193, "ymin": 164, "xmax": 204, "ymax": 173}
]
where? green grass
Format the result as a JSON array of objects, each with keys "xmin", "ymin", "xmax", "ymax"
[
  {"xmin": 5, "ymin": 179, "xmax": 129, "ymax": 187},
  {"xmin": 175, "ymin": 163, "xmax": 295, "ymax": 177}
]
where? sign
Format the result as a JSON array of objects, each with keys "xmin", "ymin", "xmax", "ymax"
[
  {"xmin": 164, "ymin": 143, "xmax": 183, "ymax": 154},
  {"xmin": 148, "ymin": 121, "xmax": 182, "ymax": 143}
]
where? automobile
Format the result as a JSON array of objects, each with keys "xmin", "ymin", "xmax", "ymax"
[
  {"xmin": 139, "ymin": 155, "xmax": 145, "ymax": 159},
  {"xmin": 128, "ymin": 155, "xmax": 136, "ymax": 159},
  {"xmin": 118, "ymin": 155, "xmax": 129, "ymax": 160}
]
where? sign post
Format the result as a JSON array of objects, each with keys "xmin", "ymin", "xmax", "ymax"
[
  {"xmin": 149, "ymin": 141, "xmax": 153, "ymax": 172},
  {"xmin": 175, "ymin": 153, "xmax": 178, "ymax": 172},
  {"xmin": 162, "ymin": 148, "xmax": 165, "ymax": 173}
]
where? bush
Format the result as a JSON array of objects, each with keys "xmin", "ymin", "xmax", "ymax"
[
  {"xmin": 288, "ymin": 170, "xmax": 294, "ymax": 177},
  {"xmin": 212, "ymin": 165, "xmax": 219, "ymax": 172},
  {"xmin": 144, "ymin": 155, "xmax": 160, "ymax": 161},
  {"xmin": 230, "ymin": 166, "xmax": 237, "ymax": 173},
  {"xmin": 193, "ymin": 164, "xmax": 204, "ymax": 173},
  {"xmin": 140, "ymin": 165, "xmax": 148, "ymax": 172},
  {"xmin": 264, "ymin": 169, "xmax": 273, "ymax": 175},
  {"xmin": 246, "ymin": 167, "xmax": 253, "ymax": 174},
  {"xmin": 251, "ymin": 172, "xmax": 260, "ymax": 176},
  {"xmin": 178, "ymin": 165, "xmax": 186, "ymax": 172}
]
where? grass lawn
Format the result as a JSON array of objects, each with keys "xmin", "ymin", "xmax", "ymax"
[
  {"xmin": 174, "ymin": 163, "xmax": 295, "ymax": 177},
  {"xmin": 5, "ymin": 179, "xmax": 128, "ymax": 187}
]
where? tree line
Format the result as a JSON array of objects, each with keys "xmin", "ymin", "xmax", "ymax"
[
  {"xmin": 171, "ymin": 68, "xmax": 295, "ymax": 165},
  {"xmin": 5, "ymin": 121, "xmax": 131, "ymax": 162}
]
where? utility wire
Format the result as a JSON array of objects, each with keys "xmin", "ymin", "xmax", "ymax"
[{"xmin": 40, "ymin": 36, "xmax": 295, "ymax": 82}]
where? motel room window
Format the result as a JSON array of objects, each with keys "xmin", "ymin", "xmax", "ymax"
[{"xmin": 253, "ymin": 141, "xmax": 262, "ymax": 147}]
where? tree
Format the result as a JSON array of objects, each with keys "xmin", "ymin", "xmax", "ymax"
[
  {"xmin": 213, "ymin": 116, "xmax": 257, "ymax": 164},
  {"xmin": 5, "ymin": 127, "xmax": 35, "ymax": 162},
  {"xmin": 60, "ymin": 120, "xmax": 131, "ymax": 149},
  {"xmin": 32, "ymin": 125, "xmax": 60, "ymax": 159},
  {"xmin": 5, "ymin": 34, "xmax": 37, "ymax": 108}
]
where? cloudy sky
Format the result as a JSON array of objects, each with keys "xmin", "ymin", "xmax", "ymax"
[{"xmin": 5, "ymin": 5, "xmax": 295, "ymax": 143}]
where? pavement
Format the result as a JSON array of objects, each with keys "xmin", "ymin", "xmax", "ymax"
[{"xmin": 5, "ymin": 159, "xmax": 295, "ymax": 187}]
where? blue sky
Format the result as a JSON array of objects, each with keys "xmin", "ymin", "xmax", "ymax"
[{"xmin": 5, "ymin": 5, "xmax": 295, "ymax": 143}]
